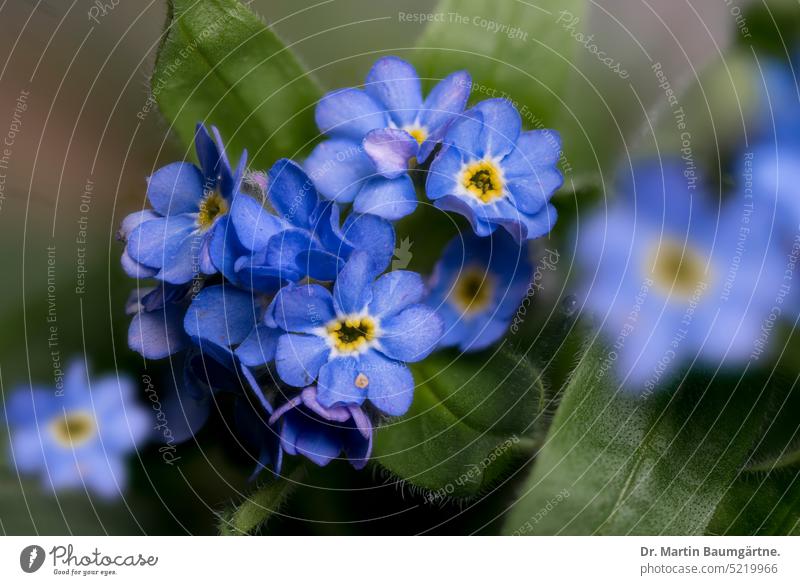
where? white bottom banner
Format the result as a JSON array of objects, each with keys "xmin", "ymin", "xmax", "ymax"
[{"xmin": 1, "ymin": 536, "xmax": 799, "ymax": 583}]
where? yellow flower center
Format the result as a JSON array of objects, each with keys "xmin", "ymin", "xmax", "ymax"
[
  {"xmin": 462, "ymin": 160, "xmax": 504, "ymax": 203},
  {"xmin": 50, "ymin": 411, "xmax": 96, "ymax": 448},
  {"xmin": 648, "ymin": 239, "xmax": 709, "ymax": 298},
  {"xmin": 452, "ymin": 268, "xmax": 495, "ymax": 314},
  {"xmin": 197, "ymin": 190, "xmax": 228, "ymax": 231},
  {"xmin": 327, "ymin": 315, "xmax": 377, "ymax": 354},
  {"xmin": 404, "ymin": 125, "xmax": 428, "ymax": 146}
]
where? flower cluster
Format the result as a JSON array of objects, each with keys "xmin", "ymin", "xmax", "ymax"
[{"xmin": 118, "ymin": 56, "xmax": 563, "ymax": 474}]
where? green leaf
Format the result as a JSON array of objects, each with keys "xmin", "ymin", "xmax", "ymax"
[
  {"xmin": 218, "ymin": 466, "xmax": 304, "ymax": 535},
  {"xmin": 415, "ymin": 0, "xmax": 586, "ymax": 125},
  {"xmin": 708, "ymin": 469, "xmax": 800, "ymax": 535},
  {"xmin": 502, "ymin": 340, "xmax": 773, "ymax": 535},
  {"xmin": 373, "ymin": 347, "xmax": 546, "ymax": 500},
  {"xmin": 153, "ymin": 0, "xmax": 322, "ymax": 167}
]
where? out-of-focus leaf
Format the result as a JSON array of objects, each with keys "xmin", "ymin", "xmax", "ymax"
[
  {"xmin": 153, "ymin": 0, "xmax": 322, "ymax": 167},
  {"xmin": 502, "ymin": 341, "xmax": 772, "ymax": 535},
  {"xmin": 373, "ymin": 347, "xmax": 546, "ymax": 500}
]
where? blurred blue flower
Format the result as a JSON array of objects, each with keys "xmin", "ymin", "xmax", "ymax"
[
  {"xmin": 426, "ymin": 231, "xmax": 532, "ymax": 352},
  {"xmin": 215, "ymin": 158, "xmax": 396, "ymax": 290},
  {"xmin": 4, "ymin": 361, "xmax": 150, "ymax": 499},
  {"xmin": 305, "ymin": 56, "xmax": 471, "ymax": 220},
  {"xmin": 271, "ymin": 251, "xmax": 443, "ymax": 416},
  {"xmin": 269, "ymin": 386, "xmax": 372, "ymax": 469},
  {"xmin": 426, "ymin": 98, "xmax": 562, "ymax": 241},
  {"xmin": 577, "ymin": 161, "xmax": 786, "ymax": 391},
  {"xmin": 122, "ymin": 124, "xmax": 246, "ymax": 284}
]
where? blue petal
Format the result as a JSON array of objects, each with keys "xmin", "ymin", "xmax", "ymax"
[
  {"xmin": 316, "ymin": 357, "xmax": 368, "ymax": 407},
  {"xmin": 275, "ymin": 333, "xmax": 331, "ymax": 387},
  {"xmin": 378, "ymin": 304, "xmax": 443, "ymax": 362},
  {"xmin": 267, "ymin": 159, "xmax": 318, "ymax": 229},
  {"xmin": 506, "ymin": 171, "xmax": 562, "ymax": 215},
  {"xmin": 426, "ymin": 145, "xmax": 463, "ymax": 201},
  {"xmin": 233, "ymin": 253, "xmax": 296, "ymax": 293},
  {"xmin": 368, "ymin": 271, "xmax": 425, "ymax": 318},
  {"xmin": 340, "ymin": 212, "xmax": 396, "ymax": 276},
  {"xmin": 128, "ymin": 214, "xmax": 201, "ymax": 284},
  {"xmin": 235, "ymin": 324, "xmax": 282, "ymax": 367},
  {"xmin": 212, "ymin": 125, "xmax": 245, "ymax": 197},
  {"xmin": 84, "ymin": 455, "xmax": 126, "ymax": 500},
  {"xmin": 420, "ymin": 70, "xmax": 471, "ymax": 134},
  {"xmin": 128, "ymin": 304, "xmax": 189, "ymax": 359},
  {"xmin": 299, "ymin": 249, "xmax": 342, "ymax": 281},
  {"xmin": 342, "ymin": 407, "xmax": 373, "ymax": 469},
  {"xmin": 363, "ymin": 128, "xmax": 418, "ymax": 179},
  {"xmin": 231, "ymin": 192, "xmax": 284, "ymax": 252},
  {"xmin": 333, "ymin": 251, "xmax": 374, "ymax": 315},
  {"xmin": 146, "ymin": 162, "xmax": 204, "ymax": 216},
  {"xmin": 492, "ymin": 203, "xmax": 557, "ymax": 242},
  {"xmin": 265, "ymin": 229, "xmax": 315, "ymax": 277},
  {"xmin": 502, "ymin": 130, "xmax": 562, "ymax": 176},
  {"xmin": 93, "ymin": 378, "xmax": 151, "ymax": 452},
  {"xmin": 5, "ymin": 387, "xmax": 59, "ymax": 425},
  {"xmin": 442, "ymin": 109, "xmax": 485, "ymax": 158},
  {"xmin": 471, "ymin": 98, "xmax": 522, "ymax": 159},
  {"xmin": 291, "ymin": 417, "xmax": 344, "ymax": 467},
  {"xmin": 272, "ymin": 283, "xmax": 335, "ymax": 333},
  {"xmin": 208, "ymin": 214, "xmax": 248, "ymax": 283},
  {"xmin": 364, "ymin": 56, "xmax": 423, "ymax": 128},
  {"xmin": 9, "ymin": 427, "xmax": 45, "ymax": 472},
  {"xmin": 434, "ymin": 195, "xmax": 498, "ymax": 237},
  {"xmin": 315, "ymin": 88, "xmax": 389, "ymax": 141},
  {"xmin": 353, "ymin": 175, "xmax": 417, "ymax": 220},
  {"xmin": 456, "ymin": 315, "xmax": 510, "ymax": 352},
  {"xmin": 195, "ymin": 123, "xmax": 223, "ymax": 186},
  {"xmin": 304, "ymin": 138, "xmax": 374, "ymax": 203},
  {"xmin": 360, "ymin": 351, "xmax": 415, "ymax": 416},
  {"xmin": 184, "ymin": 285, "xmax": 258, "ymax": 347}
]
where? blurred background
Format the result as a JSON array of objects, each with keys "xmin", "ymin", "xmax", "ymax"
[{"xmin": 0, "ymin": 0, "xmax": 770, "ymax": 534}]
